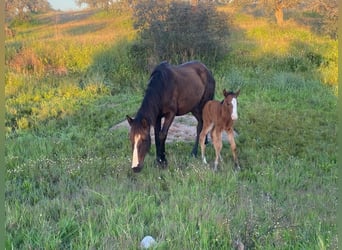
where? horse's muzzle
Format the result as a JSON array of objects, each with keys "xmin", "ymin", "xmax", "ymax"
[{"xmin": 132, "ymin": 165, "xmax": 143, "ymax": 173}]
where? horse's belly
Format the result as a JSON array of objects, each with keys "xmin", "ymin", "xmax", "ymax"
[
  {"xmin": 176, "ymin": 109, "xmax": 190, "ymax": 116},
  {"xmin": 175, "ymin": 97, "xmax": 201, "ymax": 115},
  {"xmin": 176, "ymin": 86, "xmax": 205, "ymax": 115}
]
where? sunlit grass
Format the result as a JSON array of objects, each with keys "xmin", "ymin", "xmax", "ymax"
[
  {"xmin": 227, "ymin": 13, "xmax": 337, "ymax": 88},
  {"xmin": 6, "ymin": 9, "xmax": 136, "ymax": 77}
]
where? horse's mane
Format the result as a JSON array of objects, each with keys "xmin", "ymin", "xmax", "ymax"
[{"xmin": 135, "ymin": 62, "xmax": 171, "ymax": 125}]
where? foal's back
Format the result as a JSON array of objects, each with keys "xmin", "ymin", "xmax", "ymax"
[{"xmin": 202, "ymin": 99, "xmax": 233, "ymax": 130}]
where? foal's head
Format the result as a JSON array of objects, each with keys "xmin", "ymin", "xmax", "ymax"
[
  {"xmin": 126, "ymin": 116, "xmax": 151, "ymax": 172},
  {"xmin": 223, "ymin": 89, "xmax": 240, "ymax": 121}
]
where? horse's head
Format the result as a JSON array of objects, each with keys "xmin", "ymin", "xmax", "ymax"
[
  {"xmin": 126, "ymin": 115, "xmax": 151, "ymax": 172},
  {"xmin": 223, "ymin": 89, "xmax": 240, "ymax": 121}
]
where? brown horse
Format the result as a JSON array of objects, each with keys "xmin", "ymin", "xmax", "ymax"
[
  {"xmin": 199, "ymin": 89, "xmax": 240, "ymax": 171},
  {"xmin": 126, "ymin": 61, "xmax": 215, "ymax": 172}
]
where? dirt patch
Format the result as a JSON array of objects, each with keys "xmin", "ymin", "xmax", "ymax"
[{"xmin": 110, "ymin": 114, "xmax": 231, "ymax": 143}]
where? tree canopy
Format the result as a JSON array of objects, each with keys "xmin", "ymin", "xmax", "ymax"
[
  {"xmin": 310, "ymin": 0, "xmax": 338, "ymax": 39},
  {"xmin": 5, "ymin": 0, "xmax": 51, "ymax": 22},
  {"xmin": 130, "ymin": 0, "xmax": 231, "ymax": 69}
]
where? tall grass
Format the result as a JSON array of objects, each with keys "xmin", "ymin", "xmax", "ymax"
[{"xmin": 5, "ymin": 8, "xmax": 337, "ymax": 249}]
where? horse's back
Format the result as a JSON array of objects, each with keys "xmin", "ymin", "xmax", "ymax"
[
  {"xmin": 173, "ymin": 61, "xmax": 215, "ymax": 114},
  {"xmin": 176, "ymin": 61, "xmax": 215, "ymax": 99},
  {"xmin": 149, "ymin": 60, "xmax": 215, "ymax": 116},
  {"xmin": 152, "ymin": 61, "xmax": 209, "ymax": 87},
  {"xmin": 177, "ymin": 60, "xmax": 207, "ymax": 70},
  {"xmin": 177, "ymin": 61, "xmax": 212, "ymax": 81}
]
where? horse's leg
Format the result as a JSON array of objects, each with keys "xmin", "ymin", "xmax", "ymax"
[
  {"xmin": 212, "ymin": 127, "xmax": 222, "ymax": 171},
  {"xmin": 200, "ymin": 122, "xmax": 213, "ymax": 165},
  {"xmin": 191, "ymin": 111, "xmax": 204, "ymax": 157},
  {"xmin": 227, "ymin": 128, "xmax": 240, "ymax": 170},
  {"xmin": 154, "ymin": 116, "xmax": 163, "ymax": 165},
  {"xmin": 158, "ymin": 113, "xmax": 175, "ymax": 167}
]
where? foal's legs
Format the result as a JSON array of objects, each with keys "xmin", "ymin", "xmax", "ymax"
[
  {"xmin": 211, "ymin": 127, "xmax": 222, "ymax": 171},
  {"xmin": 200, "ymin": 122, "xmax": 213, "ymax": 165},
  {"xmin": 227, "ymin": 128, "xmax": 240, "ymax": 170}
]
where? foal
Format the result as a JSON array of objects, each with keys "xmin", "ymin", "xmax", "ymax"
[{"xmin": 199, "ymin": 89, "xmax": 240, "ymax": 171}]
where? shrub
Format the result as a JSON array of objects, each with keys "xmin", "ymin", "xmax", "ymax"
[
  {"xmin": 130, "ymin": 1, "xmax": 231, "ymax": 69},
  {"xmin": 8, "ymin": 47, "xmax": 44, "ymax": 75},
  {"xmin": 81, "ymin": 40, "xmax": 146, "ymax": 93}
]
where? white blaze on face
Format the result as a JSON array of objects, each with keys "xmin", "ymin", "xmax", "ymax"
[
  {"xmin": 231, "ymin": 98, "xmax": 238, "ymax": 120},
  {"xmin": 132, "ymin": 134, "xmax": 141, "ymax": 168}
]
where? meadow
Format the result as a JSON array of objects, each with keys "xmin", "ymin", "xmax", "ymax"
[{"xmin": 5, "ymin": 7, "xmax": 337, "ymax": 249}]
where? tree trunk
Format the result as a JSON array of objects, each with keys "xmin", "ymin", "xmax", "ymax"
[{"xmin": 275, "ymin": 7, "xmax": 284, "ymax": 25}]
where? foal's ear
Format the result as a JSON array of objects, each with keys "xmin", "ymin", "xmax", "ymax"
[
  {"xmin": 235, "ymin": 88, "xmax": 241, "ymax": 97},
  {"xmin": 126, "ymin": 115, "xmax": 134, "ymax": 126},
  {"xmin": 223, "ymin": 89, "xmax": 229, "ymax": 97}
]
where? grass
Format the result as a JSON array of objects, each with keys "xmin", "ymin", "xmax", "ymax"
[{"xmin": 5, "ymin": 7, "xmax": 337, "ymax": 249}]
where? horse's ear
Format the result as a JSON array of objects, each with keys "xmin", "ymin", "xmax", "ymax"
[
  {"xmin": 223, "ymin": 89, "xmax": 229, "ymax": 97},
  {"xmin": 126, "ymin": 115, "xmax": 134, "ymax": 126},
  {"xmin": 235, "ymin": 88, "xmax": 241, "ymax": 97},
  {"xmin": 141, "ymin": 118, "xmax": 149, "ymax": 129}
]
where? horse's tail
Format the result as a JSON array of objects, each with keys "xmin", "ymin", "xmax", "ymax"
[
  {"xmin": 202, "ymin": 68, "xmax": 216, "ymax": 103},
  {"xmin": 207, "ymin": 70, "xmax": 216, "ymax": 101}
]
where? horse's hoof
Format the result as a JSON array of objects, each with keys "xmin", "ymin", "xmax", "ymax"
[
  {"xmin": 191, "ymin": 151, "xmax": 198, "ymax": 157},
  {"xmin": 156, "ymin": 158, "xmax": 168, "ymax": 168},
  {"xmin": 234, "ymin": 164, "xmax": 241, "ymax": 171}
]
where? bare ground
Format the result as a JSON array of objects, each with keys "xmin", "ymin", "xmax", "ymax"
[{"xmin": 110, "ymin": 114, "xmax": 231, "ymax": 143}]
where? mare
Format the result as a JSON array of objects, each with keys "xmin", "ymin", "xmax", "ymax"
[
  {"xmin": 126, "ymin": 61, "xmax": 216, "ymax": 172},
  {"xmin": 199, "ymin": 89, "xmax": 240, "ymax": 171}
]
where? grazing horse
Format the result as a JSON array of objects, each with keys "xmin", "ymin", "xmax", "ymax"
[
  {"xmin": 126, "ymin": 61, "xmax": 216, "ymax": 172},
  {"xmin": 199, "ymin": 89, "xmax": 240, "ymax": 171}
]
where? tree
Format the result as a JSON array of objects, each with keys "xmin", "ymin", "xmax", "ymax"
[
  {"xmin": 75, "ymin": 0, "xmax": 130, "ymax": 10},
  {"xmin": 130, "ymin": 0, "xmax": 231, "ymax": 69},
  {"xmin": 5, "ymin": 0, "xmax": 51, "ymax": 22},
  {"xmin": 262, "ymin": 0, "xmax": 301, "ymax": 25},
  {"xmin": 233, "ymin": 0, "xmax": 300, "ymax": 25},
  {"xmin": 310, "ymin": 0, "xmax": 338, "ymax": 39},
  {"xmin": 76, "ymin": 0, "xmax": 109, "ymax": 9}
]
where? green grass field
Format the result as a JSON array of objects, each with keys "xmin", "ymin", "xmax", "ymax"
[{"xmin": 5, "ymin": 8, "xmax": 337, "ymax": 249}]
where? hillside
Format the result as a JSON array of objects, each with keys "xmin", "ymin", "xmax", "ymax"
[
  {"xmin": 6, "ymin": 9, "xmax": 135, "ymax": 76},
  {"xmin": 5, "ymin": 7, "xmax": 337, "ymax": 249}
]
